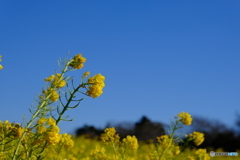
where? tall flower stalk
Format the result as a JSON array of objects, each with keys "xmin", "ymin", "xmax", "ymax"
[{"xmin": 9, "ymin": 53, "xmax": 105, "ymax": 160}]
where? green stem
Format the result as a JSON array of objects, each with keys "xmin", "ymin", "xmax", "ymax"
[
  {"xmin": 158, "ymin": 121, "xmax": 179, "ymax": 159},
  {"xmin": 55, "ymin": 83, "xmax": 84, "ymax": 125}
]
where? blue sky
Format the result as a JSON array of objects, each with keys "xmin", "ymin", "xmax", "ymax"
[{"xmin": 0, "ymin": 0, "xmax": 240, "ymax": 134}]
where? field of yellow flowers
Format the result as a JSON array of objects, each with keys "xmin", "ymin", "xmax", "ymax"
[{"xmin": 0, "ymin": 54, "xmax": 239, "ymax": 160}]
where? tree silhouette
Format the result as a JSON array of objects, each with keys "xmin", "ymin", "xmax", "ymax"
[
  {"xmin": 189, "ymin": 116, "xmax": 240, "ymax": 151},
  {"xmin": 134, "ymin": 116, "xmax": 166, "ymax": 142},
  {"xmin": 75, "ymin": 125, "xmax": 103, "ymax": 138}
]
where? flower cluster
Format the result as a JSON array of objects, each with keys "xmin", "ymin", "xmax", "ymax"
[
  {"xmin": 90, "ymin": 145, "xmax": 111, "ymax": 160},
  {"xmin": 45, "ymin": 73, "xmax": 66, "ymax": 88},
  {"xmin": 42, "ymin": 88, "xmax": 60, "ymax": 102},
  {"xmin": 194, "ymin": 149, "xmax": 210, "ymax": 160},
  {"xmin": 0, "ymin": 53, "xmax": 106, "ymax": 159},
  {"xmin": 87, "ymin": 74, "xmax": 105, "ymax": 98},
  {"xmin": 35, "ymin": 117, "xmax": 74, "ymax": 148},
  {"xmin": 178, "ymin": 112, "xmax": 192, "ymax": 125},
  {"xmin": 155, "ymin": 134, "xmax": 180, "ymax": 157},
  {"xmin": 157, "ymin": 135, "xmax": 172, "ymax": 148},
  {"xmin": 122, "ymin": 135, "xmax": 139, "ymax": 150},
  {"xmin": 101, "ymin": 127, "xmax": 120, "ymax": 145},
  {"xmin": 187, "ymin": 131, "xmax": 205, "ymax": 146},
  {"xmin": 68, "ymin": 54, "xmax": 86, "ymax": 69},
  {"xmin": 41, "ymin": 73, "xmax": 67, "ymax": 102},
  {"xmin": 60, "ymin": 133, "xmax": 74, "ymax": 149},
  {"xmin": 0, "ymin": 55, "xmax": 3, "ymax": 70},
  {"xmin": 36, "ymin": 117, "xmax": 61, "ymax": 145},
  {"xmin": 0, "ymin": 120, "xmax": 24, "ymax": 139}
]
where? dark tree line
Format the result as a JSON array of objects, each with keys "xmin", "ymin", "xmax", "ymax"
[
  {"xmin": 188, "ymin": 115, "xmax": 240, "ymax": 152},
  {"xmin": 76, "ymin": 116, "xmax": 166, "ymax": 142},
  {"xmin": 75, "ymin": 114, "xmax": 240, "ymax": 151}
]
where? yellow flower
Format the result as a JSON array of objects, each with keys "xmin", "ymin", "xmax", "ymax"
[
  {"xmin": 189, "ymin": 131, "xmax": 204, "ymax": 146},
  {"xmin": 101, "ymin": 127, "xmax": 120, "ymax": 145},
  {"xmin": 57, "ymin": 80, "xmax": 66, "ymax": 88},
  {"xmin": 47, "ymin": 117, "xmax": 56, "ymax": 126},
  {"xmin": 48, "ymin": 125, "xmax": 60, "ymax": 133},
  {"xmin": 45, "ymin": 75, "xmax": 55, "ymax": 82},
  {"xmin": 87, "ymin": 85, "xmax": 103, "ymax": 98},
  {"xmin": 90, "ymin": 146, "xmax": 108, "ymax": 159},
  {"xmin": 172, "ymin": 145, "xmax": 180, "ymax": 155},
  {"xmin": 122, "ymin": 135, "xmax": 139, "ymax": 150},
  {"xmin": 12, "ymin": 124, "xmax": 24, "ymax": 138},
  {"xmin": 42, "ymin": 89, "xmax": 60, "ymax": 102},
  {"xmin": 69, "ymin": 54, "xmax": 86, "ymax": 69},
  {"xmin": 0, "ymin": 55, "xmax": 3, "ymax": 70},
  {"xmin": 50, "ymin": 90, "xmax": 59, "ymax": 102},
  {"xmin": 157, "ymin": 135, "xmax": 172, "ymax": 148},
  {"xmin": 195, "ymin": 149, "xmax": 210, "ymax": 160},
  {"xmin": 44, "ymin": 131, "xmax": 61, "ymax": 145},
  {"xmin": 178, "ymin": 112, "xmax": 192, "ymax": 125},
  {"xmin": 83, "ymin": 71, "xmax": 90, "ymax": 77},
  {"xmin": 60, "ymin": 133, "xmax": 74, "ymax": 148},
  {"xmin": 37, "ymin": 117, "xmax": 47, "ymax": 125},
  {"xmin": 87, "ymin": 74, "xmax": 105, "ymax": 98},
  {"xmin": 37, "ymin": 126, "xmax": 47, "ymax": 134},
  {"xmin": 52, "ymin": 73, "xmax": 66, "ymax": 88}
]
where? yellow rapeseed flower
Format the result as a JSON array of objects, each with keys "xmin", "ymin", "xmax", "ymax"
[
  {"xmin": 60, "ymin": 133, "xmax": 74, "ymax": 148},
  {"xmin": 178, "ymin": 112, "xmax": 192, "ymax": 125},
  {"xmin": 0, "ymin": 55, "xmax": 3, "ymax": 70},
  {"xmin": 90, "ymin": 146, "xmax": 108, "ymax": 159},
  {"xmin": 157, "ymin": 135, "xmax": 172, "ymax": 148},
  {"xmin": 47, "ymin": 117, "xmax": 56, "ymax": 126},
  {"xmin": 195, "ymin": 149, "xmax": 210, "ymax": 160},
  {"xmin": 44, "ymin": 131, "xmax": 61, "ymax": 145},
  {"xmin": 83, "ymin": 71, "xmax": 90, "ymax": 77},
  {"xmin": 122, "ymin": 135, "xmax": 139, "ymax": 150},
  {"xmin": 50, "ymin": 90, "xmax": 59, "ymax": 102},
  {"xmin": 87, "ymin": 74, "xmax": 105, "ymax": 98},
  {"xmin": 37, "ymin": 125, "xmax": 47, "ymax": 134},
  {"xmin": 69, "ymin": 54, "xmax": 86, "ymax": 69},
  {"xmin": 12, "ymin": 124, "xmax": 24, "ymax": 138},
  {"xmin": 172, "ymin": 145, "xmax": 180, "ymax": 155},
  {"xmin": 101, "ymin": 127, "xmax": 120, "ymax": 145},
  {"xmin": 189, "ymin": 131, "xmax": 204, "ymax": 146},
  {"xmin": 51, "ymin": 73, "xmax": 66, "ymax": 88},
  {"xmin": 42, "ymin": 89, "xmax": 60, "ymax": 102},
  {"xmin": 45, "ymin": 75, "xmax": 55, "ymax": 82},
  {"xmin": 37, "ymin": 117, "xmax": 47, "ymax": 125}
]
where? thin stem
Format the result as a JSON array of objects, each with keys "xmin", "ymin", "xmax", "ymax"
[
  {"xmin": 55, "ymin": 82, "xmax": 84, "ymax": 125},
  {"xmin": 158, "ymin": 121, "xmax": 179, "ymax": 159}
]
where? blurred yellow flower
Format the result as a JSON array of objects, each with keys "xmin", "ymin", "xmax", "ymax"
[
  {"xmin": 0, "ymin": 55, "xmax": 3, "ymax": 70},
  {"xmin": 195, "ymin": 149, "xmax": 210, "ymax": 160},
  {"xmin": 178, "ymin": 112, "xmax": 192, "ymax": 125},
  {"xmin": 189, "ymin": 131, "xmax": 204, "ymax": 146},
  {"xmin": 45, "ymin": 75, "xmax": 55, "ymax": 82},
  {"xmin": 47, "ymin": 117, "xmax": 56, "ymax": 126},
  {"xmin": 87, "ymin": 74, "xmax": 105, "ymax": 98},
  {"xmin": 101, "ymin": 127, "xmax": 120, "ymax": 145},
  {"xmin": 122, "ymin": 135, "xmax": 139, "ymax": 150},
  {"xmin": 60, "ymin": 133, "xmax": 74, "ymax": 148},
  {"xmin": 37, "ymin": 117, "xmax": 47, "ymax": 125},
  {"xmin": 83, "ymin": 71, "xmax": 90, "ymax": 77},
  {"xmin": 69, "ymin": 54, "xmax": 86, "ymax": 69}
]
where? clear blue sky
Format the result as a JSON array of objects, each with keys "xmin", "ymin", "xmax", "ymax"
[{"xmin": 1, "ymin": 0, "xmax": 240, "ymax": 134}]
